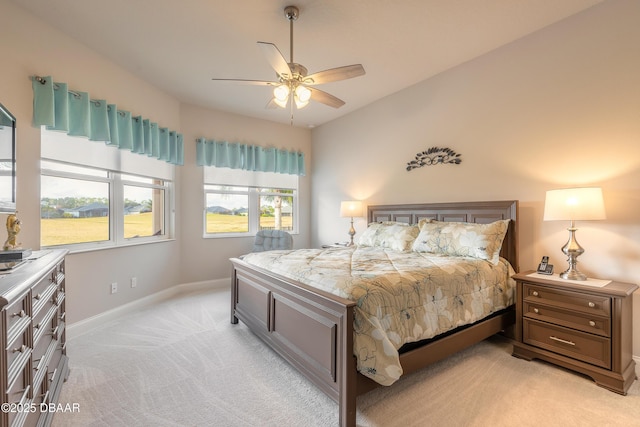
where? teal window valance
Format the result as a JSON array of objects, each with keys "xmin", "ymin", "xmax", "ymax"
[
  {"xmin": 31, "ymin": 75, "xmax": 183, "ymax": 165},
  {"xmin": 196, "ymin": 138, "xmax": 305, "ymax": 176}
]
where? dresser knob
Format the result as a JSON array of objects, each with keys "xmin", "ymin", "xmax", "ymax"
[
  {"xmin": 11, "ymin": 309, "xmax": 26, "ymax": 318},
  {"xmin": 588, "ymin": 302, "xmax": 595, "ymax": 308},
  {"xmin": 589, "ymin": 320, "xmax": 596, "ymax": 327},
  {"xmin": 532, "ymin": 291, "xmax": 539, "ymax": 297},
  {"xmin": 533, "ymin": 308, "xmax": 539, "ymax": 314},
  {"xmin": 12, "ymin": 344, "xmax": 26, "ymax": 353}
]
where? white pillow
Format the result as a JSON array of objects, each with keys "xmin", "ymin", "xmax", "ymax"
[
  {"xmin": 358, "ymin": 221, "xmax": 420, "ymax": 252},
  {"xmin": 412, "ymin": 219, "xmax": 510, "ymax": 265}
]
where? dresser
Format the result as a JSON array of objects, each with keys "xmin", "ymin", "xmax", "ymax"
[
  {"xmin": 1, "ymin": 250, "xmax": 69, "ymax": 427},
  {"xmin": 512, "ymin": 271, "xmax": 638, "ymax": 395}
]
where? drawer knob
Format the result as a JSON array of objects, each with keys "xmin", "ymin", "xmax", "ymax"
[
  {"xmin": 13, "ymin": 344, "xmax": 27, "ymax": 353},
  {"xmin": 12, "ymin": 309, "xmax": 26, "ymax": 318},
  {"xmin": 533, "ymin": 308, "xmax": 539, "ymax": 314},
  {"xmin": 588, "ymin": 302, "xmax": 595, "ymax": 308},
  {"xmin": 34, "ymin": 293, "xmax": 42, "ymax": 300},
  {"xmin": 532, "ymin": 291, "xmax": 539, "ymax": 297},
  {"xmin": 589, "ymin": 320, "xmax": 596, "ymax": 327}
]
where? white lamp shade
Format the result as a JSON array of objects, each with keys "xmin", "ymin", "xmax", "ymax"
[
  {"xmin": 543, "ymin": 187, "xmax": 606, "ymax": 221},
  {"xmin": 295, "ymin": 85, "xmax": 311, "ymax": 102},
  {"xmin": 340, "ymin": 200, "xmax": 363, "ymax": 217},
  {"xmin": 273, "ymin": 84, "xmax": 290, "ymax": 101}
]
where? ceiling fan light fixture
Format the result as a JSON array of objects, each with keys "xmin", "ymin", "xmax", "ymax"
[
  {"xmin": 295, "ymin": 85, "xmax": 311, "ymax": 102},
  {"xmin": 273, "ymin": 84, "xmax": 290, "ymax": 102},
  {"xmin": 294, "ymin": 85, "xmax": 311, "ymax": 109},
  {"xmin": 294, "ymin": 97, "xmax": 308, "ymax": 109}
]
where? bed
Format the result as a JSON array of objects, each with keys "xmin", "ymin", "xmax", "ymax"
[{"xmin": 230, "ymin": 200, "xmax": 519, "ymax": 426}]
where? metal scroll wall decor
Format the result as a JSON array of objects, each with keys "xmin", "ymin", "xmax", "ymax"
[{"xmin": 406, "ymin": 147, "xmax": 462, "ymax": 171}]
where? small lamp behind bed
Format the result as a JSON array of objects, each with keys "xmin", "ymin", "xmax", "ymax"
[{"xmin": 340, "ymin": 200, "xmax": 363, "ymax": 246}]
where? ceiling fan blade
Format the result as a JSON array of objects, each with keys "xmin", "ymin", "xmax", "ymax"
[
  {"xmin": 211, "ymin": 78, "xmax": 278, "ymax": 86},
  {"xmin": 304, "ymin": 64, "xmax": 365, "ymax": 85},
  {"xmin": 309, "ymin": 87, "xmax": 345, "ymax": 108},
  {"xmin": 257, "ymin": 42, "xmax": 292, "ymax": 79}
]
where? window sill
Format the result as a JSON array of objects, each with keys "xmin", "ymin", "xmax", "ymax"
[{"xmin": 45, "ymin": 237, "xmax": 176, "ymax": 255}]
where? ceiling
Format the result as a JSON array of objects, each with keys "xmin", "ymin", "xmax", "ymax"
[{"xmin": 12, "ymin": 0, "xmax": 604, "ymax": 128}]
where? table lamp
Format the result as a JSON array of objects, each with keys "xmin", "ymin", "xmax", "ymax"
[
  {"xmin": 340, "ymin": 200, "xmax": 363, "ymax": 246},
  {"xmin": 543, "ymin": 187, "xmax": 606, "ymax": 280}
]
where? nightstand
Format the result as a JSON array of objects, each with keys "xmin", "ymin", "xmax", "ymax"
[{"xmin": 512, "ymin": 271, "xmax": 638, "ymax": 395}]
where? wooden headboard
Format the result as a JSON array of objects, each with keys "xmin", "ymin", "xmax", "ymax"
[{"xmin": 367, "ymin": 200, "xmax": 519, "ymax": 272}]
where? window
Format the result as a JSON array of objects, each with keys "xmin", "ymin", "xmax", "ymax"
[
  {"xmin": 204, "ymin": 168, "xmax": 298, "ymax": 237},
  {"xmin": 40, "ymin": 129, "xmax": 173, "ymax": 250},
  {"xmin": 122, "ymin": 175, "xmax": 166, "ymax": 239}
]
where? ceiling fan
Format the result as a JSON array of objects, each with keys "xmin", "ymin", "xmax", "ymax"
[{"xmin": 212, "ymin": 5, "xmax": 365, "ymax": 116}]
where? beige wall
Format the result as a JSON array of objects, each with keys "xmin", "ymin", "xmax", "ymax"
[
  {"xmin": 311, "ymin": 0, "xmax": 640, "ymax": 356},
  {"xmin": 178, "ymin": 103, "xmax": 311, "ymax": 285},
  {"xmin": 0, "ymin": 0, "xmax": 311, "ymax": 323}
]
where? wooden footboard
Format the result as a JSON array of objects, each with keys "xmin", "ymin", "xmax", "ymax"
[{"xmin": 231, "ymin": 258, "xmax": 359, "ymax": 426}]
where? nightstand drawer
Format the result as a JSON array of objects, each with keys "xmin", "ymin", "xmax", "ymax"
[
  {"xmin": 523, "ymin": 318, "xmax": 611, "ymax": 369},
  {"xmin": 523, "ymin": 283, "xmax": 610, "ymax": 316},
  {"xmin": 523, "ymin": 301, "xmax": 610, "ymax": 337}
]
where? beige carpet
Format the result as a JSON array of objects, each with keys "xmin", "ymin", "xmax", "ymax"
[{"xmin": 53, "ymin": 288, "xmax": 640, "ymax": 427}]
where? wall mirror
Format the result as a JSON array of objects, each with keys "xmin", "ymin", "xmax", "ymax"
[{"xmin": 0, "ymin": 102, "xmax": 16, "ymax": 213}]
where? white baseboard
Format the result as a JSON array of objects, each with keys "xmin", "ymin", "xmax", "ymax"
[
  {"xmin": 635, "ymin": 355, "xmax": 640, "ymax": 378},
  {"xmin": 66, "ymin": 277, "xmax": 229, "ymax": 340}
]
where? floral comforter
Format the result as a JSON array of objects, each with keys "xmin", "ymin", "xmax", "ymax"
[{"xmin": 241, "ymin": 246, "xmax": 516, "ymax": 386}]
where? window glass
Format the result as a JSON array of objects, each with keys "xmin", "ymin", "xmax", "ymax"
[
  {"xmin": 205, "ymin": 192, "xmax": 249, "ymax": 233},
  {"xmin": 258, "ymin": 189, "xmax": 294, "ymax": 232},
  {"xmin": 41, "ymin": 174, "xmax": 110, "ymax": 246},
  {"xmin": 123, "ymin": 184, "xmax": 165, "ymax": 238}
]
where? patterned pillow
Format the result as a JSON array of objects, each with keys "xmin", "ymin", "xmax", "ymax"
[
  {"xmin": 411, "ymin": 219, "xmax": 510, "ymax": 265},
  {"xmin": 358, "ymin": 221, "xmax": 420, "ymax": 252}
]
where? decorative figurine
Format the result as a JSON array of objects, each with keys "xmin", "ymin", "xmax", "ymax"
[{"xmin": 3, "ymin": 212, "xmax": 22, "ymax": 250}]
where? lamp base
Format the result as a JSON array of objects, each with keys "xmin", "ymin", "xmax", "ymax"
[
  {"xmin": 560, "ymin": 223, "xmax": 587, "ymax": 281},
  {"xmin": 559, "ymin": 269, "xmax": 587, "ymax": 281},
  {"xmin": 347, "ymin": 217, "xmax": 356, "ymax": 246}
]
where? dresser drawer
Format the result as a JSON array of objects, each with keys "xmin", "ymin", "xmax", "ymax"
[
  {"xmin": 31, "ymin": 272, "xmax": 55, "ymax": 304},
  {"xmin": 523, "ymin": 318, "xmax": 611, "ymax": 369},
  {"xmin": 32, "ymin": 282, "xmax": 58, "ymax": 328},
  {"xmin": 523, "ymin": 301, "xmax": 610, "ymax": 337},
  {"xmin": 523, "ymin": 283, "xmax": 610, "ymax": 316}
]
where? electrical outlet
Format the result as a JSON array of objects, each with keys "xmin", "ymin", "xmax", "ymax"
[
  {"xmin": 131, "ymin": 277, "xmax": 137, "ymax": 288},
  {"xmin": 111, "ymin": 282, "xmax": 118, "ymax": 294}
]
